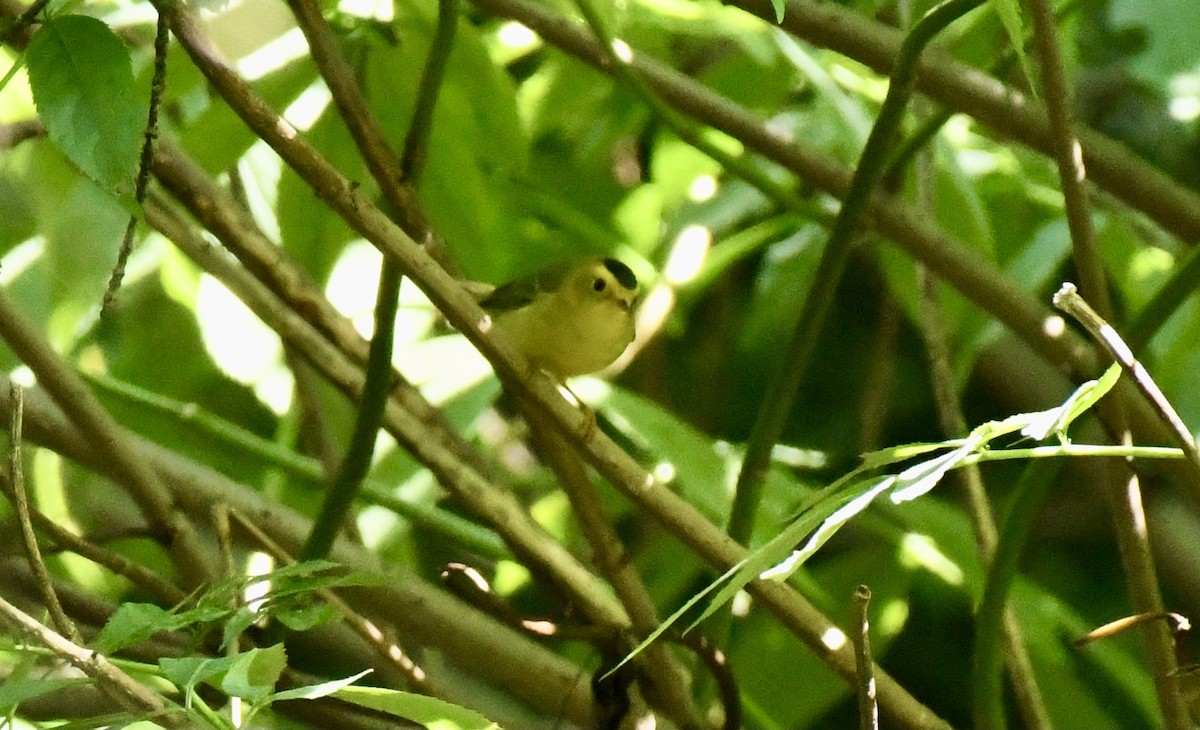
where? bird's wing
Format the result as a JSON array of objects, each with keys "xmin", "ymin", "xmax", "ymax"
[{"xmin": 478, "ymin": 259, "xmax": 575, "ymax": 314}]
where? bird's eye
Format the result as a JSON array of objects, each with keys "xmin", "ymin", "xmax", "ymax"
[{"xmin": 593, "ymin": 278, "xmax": 607, "ymax": 292}]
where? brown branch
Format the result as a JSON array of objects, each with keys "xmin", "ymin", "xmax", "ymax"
[
  {"xmin": 226, "ymin": 508, "xmax": 434, "ymax": 695},
  {"xmin": 1054, "ymin": 283, "xmax": 1200, "ymax": 482},
  {"xmin": 1024, "ymin": 0, "xmax": 1187, "ymax": 723},
  {"xmin": 0, "ymin": 118, "xmax": 44, "ymax": 148},
  {"xmin": 733, "ymin": 0, "xmax": 1200, "ymax": 242},
  {"xmin": 469, "ymin": 0, "xmax": 1096, "ymax": 382},
  {"xmin": 144, "ymin": 185, "xmax": 628, "ymax": 631},
  {"xmin": 147, "ymin": 0, "xmax": 948, "ymax": 724},
  {"xmin": 0, "ymin": 468, "xmax": 186, "ymax": 605},
  {"xmin": 0, "ymin": 594, "xmax": 185, "ymax": 727},
  {"xmin": 0, "ymin": 293, "xmax": 216, "ymax": 587},
  {"xmin": 525, "ymin": 410, "xmax": 701, "ymax": 728},
  {"xmin": 5, "ymin": 384, "xmax": 79, "ymax": 642},
  {"xmin": 852, "ymin": 585, "xmax": 877, "ymax": 730},
  {"xmin": 0, "ymin": 375, "xmax": 603, "ymax": 726}
]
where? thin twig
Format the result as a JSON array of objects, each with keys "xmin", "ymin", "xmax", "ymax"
[
  {"xmin": 144, "ymin": 192, "xmax": 628, "ymax": 629},
  {"xmin": 852, "ymin": 585, "xmax": 878, "ymax": 730},
  {"xmin": 1075, "ymin": 612, "xmax": 1191, "ymax": 648},
  {"xmin": 0, "ymin": 470, "xmax": 186, "ymax": 604},
  {"xmin": 0, "ymin": 292, "xmax": 215, "ymax": 586},
  {"xmin": 102, "ymin": 4, "xmax": 171, "ymax": 316},
  {"xmin": 525, "ymin": 407, "xmax": 702, "ymax": 728},
  {"xmin": 0, "ymin": 374, "xmax": 603, "ymax": 726},
  {"xmin": 1053, "ymin": 283, "xmax": 1200, "ymax": 481},
  {"xmin": 0, "ymin": 0, "xmax": 48, "ymax": 45},
  {"xmin": 1024, "ymin": 0, "xmax": 1187, "ymax": 721},
  {"xmin": 401, "ymin": 0, "xmax": 459, "ymax": 184},
  {"xmin": 228, "ymin": 509, "xmax": 434, "ymax": 694},
  {"xmin": 300, "ymin": 254, "xmax": 401, "ymax": 560},
  {"xmin": 152, "ymin": 1, "xmax": 949, "ymax": 723},
  {"xmin": 903, "ymin": 26, "xmax": 1051, "ymax": 726},
  {"xmin": 0, "ymin": 118, "xmax": 44, "ymax": 148},
  {"xmin": 6, "ymin": 384, "xmax": 80, "ymax": 642},
  {"xmin": 83, "ymin": 370, "xmax": 507, "ymax": 557},
  {"xmin": 753, "ymin": 0, "xmax": 1200, "ymax": 242},
  {"xmin": 0, "ymin": 594, "xmax": 185, "ymax": 726},
  {"xmin": 296, "ymin": 0, "xmax": 458, "ymax": 562},
  {"xmin": 726, "ymin": 0, "xmax": 985, "ymax": 553},
  {"xmin": 973, "ymin": 459, "xmax": 1062, "ymax": 730}
]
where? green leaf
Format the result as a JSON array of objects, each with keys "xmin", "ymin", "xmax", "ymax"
[
  {"xmin": 159, "ymin": 654, "xmax": 232, "ymax": 692},
  {"xmin": 221, "ymin": 644, "xmax": 287, "ymax": 701},
  {"xmin": 181, "ymin": 55, "xmax": 318, "ymax": 173},
  {"xmin": 334, "ymin": 686, "xmax": 500, "ymax": 729},
  {"xmin": 1019, "ymin": 363, "xmax": 1121, "ymax": 442},
  {"xmin": 599, "ymin": 386, "xmax": 731, "ymax": 521},
  {"xmin": 94, "ymin": 603, "xmax": 175, "ymax": 654},
  {"xmin": 220, "ymin": 606, "xmax": 262, "ymax": 652},
  {"xmin": 887, "ymin": 434, "xmax": 985, "ymax": 503},
  {"xmin": 769, "ymin": 0, "xmax": 786, "ymax": 23},
  {"xmin": 270, "ymin": 669, "xmax": 373, "ymax": 702},
  {"xmin": 273, "ymin": 601, "xmax": 338, "ymax": 632},
  {"xmin": 160, "ymin": 644, "xmax": 287, "ymax": 701},
  {"xmin": 26, "ymin": 15, "xmax": 144, "ymax": 200},
  {"xmin": 0, "ymin": 677, "xmax": 82, "ymax": 706},
  {"xmin": 990, "ymin": 0, "xmax": 1035, "ymax": 93}
]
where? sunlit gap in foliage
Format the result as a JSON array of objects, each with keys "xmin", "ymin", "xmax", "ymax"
[
  {"xmin": 496, "ymin": 21, "xmax": 538, "ymax": 52},
  {"xmin": 243, "ymin": 551, "xmax": 274, "ymax": 615},
  {"xmin": 768, "ymin": 443, "xmax": 829, "ymax": 471},
  {"xmin": 234, "ymin": 27, "xmax": 311, "ymax": 79},
  {"xmin": 281, "ymin": 83, "xmax": 333, "ymax": 133},
  {"xmin": 339, "ymin": 0, "xmax": 394, "ymax": 22},
  {"xmin": 1169, "ymin": 69, "xmax": 1200, "ymax": 122},
  {"xmin": 0, "ymin": 238, "xmax": 44, "ymax": 287},
  {"xmin": 196, "ymin": 274, "xmax": 292, "ymax": 413},
  {"xmin": 619, "ymin": 223, "xmax": 712, "ymax": 370},
  {"xmin": 664, "ymin": 225, "xmax": 710, "ymax": 286},
  {"xmin": 652, "ymin": 461, "xmax": 677, "ymax": 484},
  {"xmin": 610, "ymin": 38, "xmax": 634, "ymax": 65},
  {"xmin": 687, "ymin": 174, "xmax": 718, "ymax": 202},
  {"xmin": 1043, "ymin": 314, "xmax": 1066, "ymax": 338},
  {"xmin": 821, "ymin": 625, "xmax": 848, "ymax": 652},
  {"xmin": 325, "ymin": 242, "xmax": 489, "ymax": 405}
]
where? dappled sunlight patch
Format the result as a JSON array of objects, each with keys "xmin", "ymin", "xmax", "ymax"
[{"xmin": 899, "ymin": 533, "xmax": 964, "ymax": 587}]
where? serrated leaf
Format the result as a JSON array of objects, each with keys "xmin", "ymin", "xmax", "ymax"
[
  {"xmin": 160, "ymin": 654, "xmax": 231, "ymax": 691},
  {"xmin": 159, "ymin": 644, "xmax": 286, "ymax": 701},
  {"xmin": 26, "ymin": 15, "xmax": 144, "ymax": 200},
  {"xmin": 273, "ymin": 601, "xmax": 338, "ymax": 632},
  {"xmin": 220, "ymin": 606, "xmax": 262, "ymax": 652}
]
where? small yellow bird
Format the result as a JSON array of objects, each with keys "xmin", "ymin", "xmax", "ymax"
[{"xmin": 481, "ymin": 256, "xmax": 639, "ymax": 379}]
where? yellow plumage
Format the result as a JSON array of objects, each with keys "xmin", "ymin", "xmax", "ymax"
[{"xmin": 481, "ymin": 257, "xmax": 638, "ymax": 379}]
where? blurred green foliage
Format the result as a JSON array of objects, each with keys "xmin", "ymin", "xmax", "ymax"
[{"xmin": 2, "ymin": 0, "xmax": 1199, "ymax": 726}]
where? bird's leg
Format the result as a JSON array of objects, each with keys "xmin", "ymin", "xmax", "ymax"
[{"xmin": 551, "ymin": 380, "xmax": 599, "ymax": 441}]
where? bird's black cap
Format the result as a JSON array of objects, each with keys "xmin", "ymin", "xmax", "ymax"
[{"xmin": 602, "ymin": 258, "xmax": 638, "ymax": 290}]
